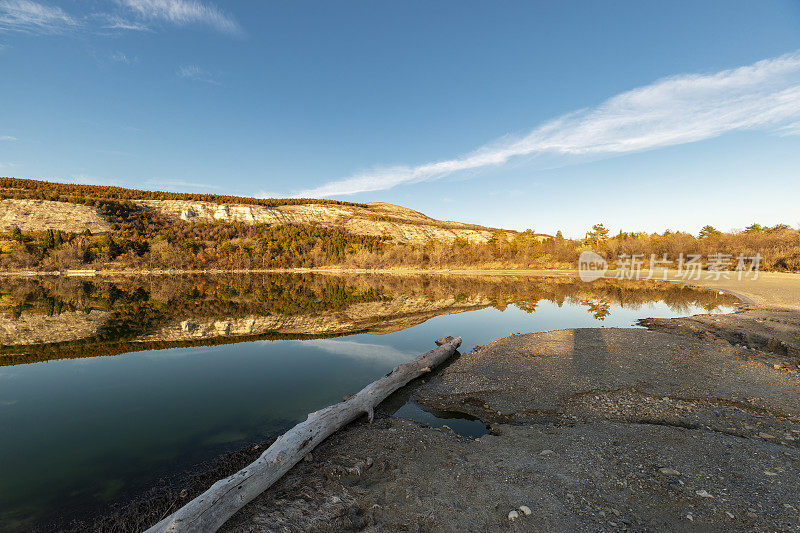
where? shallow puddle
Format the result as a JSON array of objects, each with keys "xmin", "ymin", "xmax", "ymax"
[{"xmin": 393, "ymin": 401, "xmax": 490, "ymax": 438}]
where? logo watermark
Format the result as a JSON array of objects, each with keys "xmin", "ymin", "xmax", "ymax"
[
  {"xmin": 578, "ymin": 251, "xmax": 609, "ymax": 282},
  {"xmin": 577, "ymin": 252, "xmax": 762, "ymax": 282}
]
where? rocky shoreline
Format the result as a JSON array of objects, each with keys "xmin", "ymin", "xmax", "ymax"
[{"xmin": 214, "ymin": 275, "xmax": 800, "ymax": 532}]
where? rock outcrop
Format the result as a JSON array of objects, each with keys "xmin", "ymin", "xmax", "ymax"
[
  {"xmin": 134, "ymin": 295, "xmax": 494, "ymax": 343},
  {"xmin": 0, "ymin": 309, "xmax": 110, "ymax": 346},
  {"xmin": 0, "ymin": 199, "xmax": 111, "ymax": 234},
  {"xmin": 136, "ymin": 200, "xmax": 497, "ymax": 244}
]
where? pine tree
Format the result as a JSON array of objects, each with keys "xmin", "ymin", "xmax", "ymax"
[
  {"xmin": 698, "ymin": 225, "xmax": 721, "ymax": 238},
  {"xmin": 43, "ymin": 229, "xmax": 55, "ymax": 250}
]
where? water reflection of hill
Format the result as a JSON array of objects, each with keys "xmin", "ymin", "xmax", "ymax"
[{"xmin": 0, "ymin": 274, "xmax": 738, "ymax": 366}]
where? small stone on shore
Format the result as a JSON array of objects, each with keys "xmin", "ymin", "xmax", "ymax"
[{"xmin": 508, "ymin": 510, "xmax": 519, "ymax": 521}]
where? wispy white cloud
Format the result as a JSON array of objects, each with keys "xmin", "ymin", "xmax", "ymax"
[
  {"xmin": 0, "ymin": 0, "xmax": 79, "ymax": 34},
  {"xmin": 177, "ymin": 64, "xmax": 219, "ymax": 84},
  {"xmin": 109, "ymin": 51, "xmax": 137, "ymax": 64},
  {"xmin": 291, "ymin": 339, "xmax": 415, "ymax": 363},
  {"xmin": 117, "ymin": 0, "xmax": 241, "ymax": 35},
  {"xmin": 0, "ymin": 0, "xmax": 239, "ymax": 36},
  {"xmin": 0, "ymin": 174, "xmax": 124, "ymax": 187},
  {"xmin": 145, "ymin": 178, "xmax": 222, "ymax": 191},
  {"xmin": 0, "ymin": 135, "xmax": 17, "ymax": 141},
  {"xmin": 100, "ymin": 14, "xmax": 151, "ymax": 32},
  {"xmin": 63, "ymin": 174, "xmax": 122, "ymax": 186},
  {"xmin": 297, "ymin": 52, "xmax": 800, "ymax": 197},
  {"xmin": 777, "ymin": 121, "xmax": 800, "ymax": 137}
]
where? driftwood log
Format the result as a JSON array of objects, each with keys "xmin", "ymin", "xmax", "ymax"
[{"xmin": 146, "ymin": 336, "xmax": 462, "ymax": 533}]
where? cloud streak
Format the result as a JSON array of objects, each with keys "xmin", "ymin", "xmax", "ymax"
[
  {"xmin": 293, "ymin": 339, "xmax": 415, "ymax": 363},
  {"xmin": 109, "ymin": 51, "xmax": 137, "ymax": 64},
  {"xmin": 0, "ymin": 135, "xmax": 17, "ymax": 141},
  {"xmin": 177, "ymin": 64, "xmax": 219, "ymax": 84},
  {"xmin": 0, "ymin": 0, "xmax": 78, "ymax": 34},
  {"xmin": 100, "ymin": 14, "xmax": 151, "ymax": 32},
  {"xmin": 297, "ymin": 52, "xmax": 800, "ymax": 197},
  {"xmin": 0, "ymin": 0, "xmax": 240, "ymax": 36},
  {"xmin": 117, "ymin": 0, "xmax": 241, "ymax": 35},
  {"xmin": 145, "ymin": 178, "xmax": 222, "ymax": 191}
]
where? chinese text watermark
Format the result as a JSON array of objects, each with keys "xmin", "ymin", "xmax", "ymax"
[{"xmin": 578, "ymin": 252, "xmax": 762, "ymax": 282}]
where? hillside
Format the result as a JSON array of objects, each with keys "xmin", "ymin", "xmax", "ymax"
[
  {"xmin": 136, "ymin": 199, "xmax": 498, "ymax": 244},
  {"xmin": 2, "ymin": 178, "xmax": 795, "ymax": 274},
  {"xmin": 0, "ymin": 178, "xmax": 501, "ymax": 245}
]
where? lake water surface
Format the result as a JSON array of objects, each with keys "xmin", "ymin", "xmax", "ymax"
[{"xmin": 0, "ymin": 273, "xmax": 738, "ymax": 530}]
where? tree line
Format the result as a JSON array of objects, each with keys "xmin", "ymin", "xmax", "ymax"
[
  {"xmin": 2, "ymin": 220, "xmax": 799, "ymax": 272},
  {"xmin": 0, "ymin": 177, "xmax": 364, "ymax": 208}
]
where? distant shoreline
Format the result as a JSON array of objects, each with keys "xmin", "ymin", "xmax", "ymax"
[
  {"xmin": 0, "ymin": 267, "xmax": 577, "ymax": 277},
  {"xmin": 0, "ymin": 266, "xmax": 796, "ymax": 279}
]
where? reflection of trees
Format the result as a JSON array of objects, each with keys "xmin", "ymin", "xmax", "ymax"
[
  {"xmin": 0, "ymin": 274, "xmax": 739, "ymax": 366},
  {"xmin": 0, "ymin": 276, "xmax": 386, "ymax": 322},
  {"xmin": 579, "ymin": 297, "xmax": 611, "ymax": 321},
  {"xmin": 2, "ymin": 273, "xmax": 738, "ymax": 320},
  {"xmin": 1, "ymin": 285, "xmax": 74, "ymax": 319},
  {"xmin": 515, "ymin": 299, "xmax": 539, "ymax": 314},
  {"xmin": 0, "ymin": 276, "xmax": 388, "ymax": 353},
  {"xmin": 492, "ymin": 277, "xmax": 736, "ymax": 320}
]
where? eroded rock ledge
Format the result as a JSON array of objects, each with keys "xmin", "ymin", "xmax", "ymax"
[{"xmin": 640, "ymin": 307, "xmax": 800, "ymax": 357}]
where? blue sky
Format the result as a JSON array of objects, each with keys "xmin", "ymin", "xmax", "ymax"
[{"xmin": 1, "ymin": 1, "xmax": 800, "ymax": 236}]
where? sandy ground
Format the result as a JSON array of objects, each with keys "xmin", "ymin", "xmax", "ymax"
[
  {"xmin": 663, "ymin": 271, "xmax": 800, "ymax": 310},
  {"xmin": 214, "ymin": 272, "xmax": 800, "ymax": 532}
]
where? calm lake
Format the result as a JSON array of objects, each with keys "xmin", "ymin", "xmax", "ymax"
[{"xmin": 0, "ymin": 273, "xmax": 738, "ymax": 530}]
